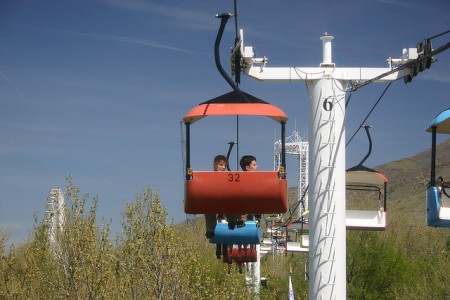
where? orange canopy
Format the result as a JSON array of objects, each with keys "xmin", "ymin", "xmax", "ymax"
[
  {"xmin": 346, "ymin": 165, "xmax": 388, "ymax": 186},
  {"xmin": 183, "ymin": 91, "xmax": 288, "ymax": 124},
  {"xmin": 346, "ymin": 170, "xmax": 388, "ymax": 186}
]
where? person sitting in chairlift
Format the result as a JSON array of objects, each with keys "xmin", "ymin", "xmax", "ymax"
[
  {"xmin": 227, "ymin": 155, "xmax": 258, "ymax": 230},
  {"xmin": 205, "ymin": 155, "xmax": 228, "ymax": 239}
]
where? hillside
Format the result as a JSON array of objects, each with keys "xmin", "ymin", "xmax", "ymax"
[
  {"xmin": 376, "ymin": 138, "xmax": 450, "ymax": 223},
  {"xmin": 285, "ymin": 138, "xmax": 450, "ymax": 225}
]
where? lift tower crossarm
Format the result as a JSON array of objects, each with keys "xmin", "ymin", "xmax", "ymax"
[
  {"xmin": 240, "ymin": 29, "xmax": 417, "ymax": 84},
  {"xmin": 244, "ymin": 66, "xmax": 410, "ymax": 82}
]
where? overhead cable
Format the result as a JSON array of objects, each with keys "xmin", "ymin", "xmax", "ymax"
[
  {"xmin": 346, "ymin": 82, "xmax": 392, "ymax": 147},
  {"xmin": 352, "ymin": 41, "xmax": 450, "ymax": 91}
]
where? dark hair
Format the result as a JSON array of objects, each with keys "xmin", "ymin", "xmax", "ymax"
[
  {"xmin": 214, "ymin": 155, "xmax": 227, "ymax": 165},
  {"xmin": 240, "ymin": 155, "xmax": 256, "ymax": 171}
]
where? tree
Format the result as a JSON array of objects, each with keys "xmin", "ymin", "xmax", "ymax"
[
  {"xmin": 23, "ymin": 177, "xmax": 114, "ymax": 299},
  {"xmin": 114, "ymin": 186, "xmax": 252, "ymax": 299},
  {"xmin": 114, "ymin": 186, "xmax": 187, "ymax": 299}
]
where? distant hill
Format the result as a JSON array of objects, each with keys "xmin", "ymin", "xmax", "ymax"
[
  {"xmin": 376, "ymin": 138, "xmax": 450, "ymax": 223},
  {"xmin": 286, "ymin": 138, "xmax": 450, "ymax": 225}
]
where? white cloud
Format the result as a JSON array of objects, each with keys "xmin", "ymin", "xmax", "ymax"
[
  {"xmin": 421, "ymin": 71, "xmax": 450, "ymax": 84},
  {"xmin": 52, "ymin": 29, "xmax": 208, "ymax": 55},
  {"xmin": 99, "ymin": 0, "xmax": 217, "ymax": 31},
  {"xmin": 376, "ymin": 0, "xmax": 420, "ymax": 9}
]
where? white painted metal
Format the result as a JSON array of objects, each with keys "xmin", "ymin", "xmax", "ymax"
[
  {"xmin": 245, "ymin": 66, "xmax": 410, "ymax": 82},
  {"xmin": 240, "ymin": 31, "xmax": 410, "ymax": 299},
  {"xmin": 307, "ymin": 74, "xmax": 347, "ymax": 298},
  {"xmin": 255, "ymin": 244, "xmax": 261, "ymax": 293},
  {"xmin": 274, "ymin": 130, "xmax": 309, "ymax": 219},
  {"xmin": 301, "ymin": 234, "xmax": 309, "ymax": 248},
  {"xmin": 286, "ymin": 241, "xmax": 309, "ymax": 253},
  {"xmin": 346, "ymin": 210, "xmax": 386, "ymax": 229},
  {"xmin": 320, "ymin": 33, "xmax": 335, "ymax": 67},
  {"xmin": 245, "ymin": 245, "xmax": 261, "ymax": 295},
  {"xmin": 439, "ymin": 194, "xmax": 450, "ymax": 220},
  {"xmin": 45, "ymin": 188, "xmax": 65, "ymax": 253}
]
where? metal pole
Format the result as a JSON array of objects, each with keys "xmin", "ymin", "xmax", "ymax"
[
  {"xmin": 185, "ymin": 123, "xmax": 191, "ymax": 180},
  {"xmin": 430, "ymin": 126, "xmax": 437, "ymax": 186},
  {"xmin": 255, "ymin": 244, "xmax": 261, "ymax": 294},
  {"xmin": 307, "ymin": 77, "xmax": 347, "ymax": 299}
]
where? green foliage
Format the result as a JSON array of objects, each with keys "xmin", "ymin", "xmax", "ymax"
[
  {"xmin": 26, "ymin": 177, "xmax": 114, "ymax": 299},
  {"xmin": 347, "ymin": 231, "xmax": 412, "ymax": 299},
  {"xmin": 259, "ymin": 253, "xmax": 308, "ymax": 300},
  {"xmin": 383, "ymin": 212, "xmax": 450, "ymax": 299},
  {"xmin": 114, "ymin": 186, "xmax": 190, "ymax": 299},
  {"xmin": 1, "ymin": 165, "xmax": 450, "ymax": 299},
  {"xmin": 0, "ymin": 179, "xmax": 254, "ymax": 299},
  {"xmin": 114, "ymin": 186, "xmax": 253, "ymax": 299}
]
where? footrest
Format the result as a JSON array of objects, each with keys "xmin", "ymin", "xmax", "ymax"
[{"xmin": 209, "ymin": 221, "xmax": 261, "ymax": 244}]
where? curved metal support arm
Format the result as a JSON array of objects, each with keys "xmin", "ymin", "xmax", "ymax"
[
  {"xmin": 215, "ymin": 13, "xmax": 248, "ymax": 102},
  {"xmin": 226, "ymin": 141, "xmax": 236, "ymax": 171},
  {"xmin": 357, "ymin": 125, "xmax": 372, "ymax": 166}
]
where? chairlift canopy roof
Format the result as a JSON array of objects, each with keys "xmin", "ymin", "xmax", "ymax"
[
  {"xmin": 426, "ymin": 108, "xmax": 450, "ymax": 134},
  {"xmin": 183, "ymin": 91, "xmax": 288, "ymax": 124},
  {"xmin": 346, "ymin": 167, "xmax": 388, "ymax": 186}
]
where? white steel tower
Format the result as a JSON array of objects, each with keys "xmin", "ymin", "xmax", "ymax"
[
  {"xmin": 45, "ymin": 188, "xmax": 65, "ymax": 251},
  {"xmin": 275, "ymin": 130, "xmax": 309, "ymax": 219}
]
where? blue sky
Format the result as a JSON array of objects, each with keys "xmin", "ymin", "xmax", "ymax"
[{"xmin": 1, "ymin": 0, "xmax": 449, "ymax": 245}]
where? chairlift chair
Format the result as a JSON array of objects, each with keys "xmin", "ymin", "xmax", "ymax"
[
  {"xmin": 426, "ymin": 108, "xmax": 450, "ymax": 227},
  {"xmin": 345, "ymin": 126, "xmax": 388, "ymax": 230},
  {"xmin": 182, "ymin": 91, "xmax": 289, "ymax": 215}
]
